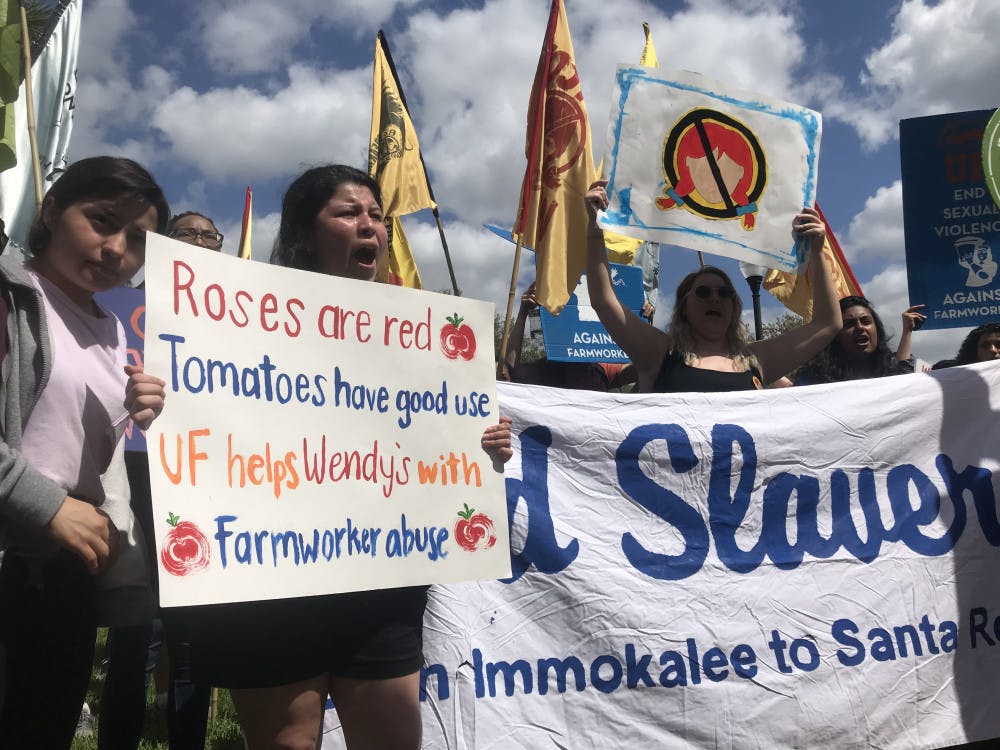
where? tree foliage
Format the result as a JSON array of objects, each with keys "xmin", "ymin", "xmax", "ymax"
[{"xmin": 761, "ymin": 312, "xmax": 804, "ymax": 340}]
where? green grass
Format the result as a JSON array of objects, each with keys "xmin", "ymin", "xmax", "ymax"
[{"xmin": 71, "ymin": 629, "xmax": 245, "ymax": 750}]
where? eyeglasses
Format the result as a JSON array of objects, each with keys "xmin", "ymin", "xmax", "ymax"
[
  {"xmin": 170, "ymin": 228, "xmax": 224, "ymax": 247},
  {"xmin": 691, "ymin": 284, "xmax": 736, "ymax": 300}
]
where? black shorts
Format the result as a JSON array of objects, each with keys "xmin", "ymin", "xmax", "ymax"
[{"xmin": 164, "ymin": 585, "xmax": 428, "ymax": 688}]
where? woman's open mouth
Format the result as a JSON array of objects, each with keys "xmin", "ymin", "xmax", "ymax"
[{"xmin": 353, "ymin": 245, "xmax": 378, "ymax": 266}]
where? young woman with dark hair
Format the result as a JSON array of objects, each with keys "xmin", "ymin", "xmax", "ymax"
[
  {"xmin": 953, "ymin": 322, "xmax": 1000, "ymax": 366},
  {"xmin": 796, "ymin": 296, "xmax": 916, "ymax": 384},
  {"xmin": 0, "ymin": 156, "xmax": 167, "ymax": 747},
  {"xmin": 165, "ymin": 164, "xmax": 511, "ymax": 750}
]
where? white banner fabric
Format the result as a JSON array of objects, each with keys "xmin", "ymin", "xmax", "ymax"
[
  {"xmin": 142, "ymin": 237, "xmax": 510, "ymax": 606},
  {"xmin": 0, "ymin": 0, "xmax": 80, "ymax": 249},
  {"xmin": 598, "ymin": 66, "xmax": 821, "ymax": 271},
  {"xmin": 327, "ymin": 368, "xmax": 1000, "ymax": 749}
]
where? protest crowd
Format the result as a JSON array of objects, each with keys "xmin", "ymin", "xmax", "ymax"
[{"xmin": 1, "ymin": 2, "xmax": 999, "ymax": 750}]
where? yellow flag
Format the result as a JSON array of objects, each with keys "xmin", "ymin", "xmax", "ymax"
[
  {"xmin": 763, "ymin": 205, "xmax": 863, "ymax": 321},
  {"xmin": 0, "ymin": 0, "xmax": 21, "ymax": 172},
  {"xmin": 375, "ymin": 216, "xmax": 423, "ymax": 289},
  {"xmin": 369, "ymin": 30, "xmax": 435, "ymax": 217},
  {"xmin": 515, "ymin": 0, "xmax": 595, "ymax": 314},
  {"xmin": 591, "ymin": 24, "xmax": 660, "ymax": 266},
  {"xmin": 640, "ymin": 21, "xmax": 659, "ymax": 67},
  {"xmin": 237, "ymin": 185, "xmax": 252, "ymax": 260}
]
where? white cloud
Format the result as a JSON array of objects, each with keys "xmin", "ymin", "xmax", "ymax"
[
  {"xmin": 212, "ymin": 210, "xmax": 281, "ymax": 260},
  {"xmin": 151, "ymin": 65, "xmax": 371, "ymax": 181},
  {"xmin": 68, "ymin": 0, "xmax": 839, "ymax": 320},
  {"xmin": 196, "ymin": 0, "xmax": 422, "ymax": 75},
  {"xmin": 401, "ymin": 215, "xmax": 534, "ymax": 316},
  {"xmin": 843, "ymin": 180, "xmax": 905, "ymax": 263},
  {"xmin": 825, "ymin": 0, "xmax": 1000, "ymax": 148},
  {"xmin": 73, "ymin": 1, "xmax": 175, "ymax": 162},
  {"xmin": 76, "ymin": 0, "xmax": 136, "ymax": 79},
  {"xmin": 397, "ymin": 0, "xmax": 814, "ymax": 227}
]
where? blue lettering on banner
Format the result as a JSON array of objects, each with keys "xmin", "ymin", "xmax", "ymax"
[
  {"xmin": 414, "ymin": 605, "xmax": 1000, "ymax": 703},
  {"xmin": 502, "ymin": 426, "xmax": 580, "ymax": 583},
  {"xmin": 507, "ymin": 421, "xmax": 999, "ymax": 581}
]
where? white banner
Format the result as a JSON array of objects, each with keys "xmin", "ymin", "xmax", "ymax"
[
  {"xmin": 328, "ymin": 367, "xmax": 1000, "ymax": 749},
  {"xmin": 598, "ymin": 66, "xmax": 821, "ymax": 271},
  {"xmin": 0, "ymin": 0, "xmax": 80, "ymax": 249},
  {"xmin": 142, "ymin": 237, "xmax": 510, "ymax": 606}
]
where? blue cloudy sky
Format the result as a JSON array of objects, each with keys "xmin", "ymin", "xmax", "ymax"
[{"xmin": 68, "ymin": 0, "xmax": 999, "ymax": 363}]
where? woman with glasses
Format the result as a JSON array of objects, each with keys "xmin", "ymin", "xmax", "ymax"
[
  {"xmin": 584, "ymin": 180, "xmax": 841, "ymax": 392},
  {"xmin": 167, "ymin": 212, "xmax": 224, "ymax": 251}
]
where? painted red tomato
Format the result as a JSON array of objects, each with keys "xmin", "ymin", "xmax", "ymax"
[
  {"xmin": 454, "ymin": 503, "xmax": 497, "ymax": 552},
  {"xmin": 440, "ymin": 313, "xmax": 477, "ymax": 361},
  {"xmin": 160, "ymin": 512, "xmax": 210, "ymax": 577}
]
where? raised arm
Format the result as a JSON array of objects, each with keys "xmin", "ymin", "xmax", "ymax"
[
  {"xmin": 896, "ymin": 304, "xmax": 926, "ymax": 364},
  {"xmin": 505, "ymin": 282, "xmax": 538, "ymax": 372},
  {"xmin": 750, "ymin": 207, "xmax": 842, "ymax": 382},
  {"xmin": 584, "ymin": 181, "xmax": 670, "ymax": 379}
]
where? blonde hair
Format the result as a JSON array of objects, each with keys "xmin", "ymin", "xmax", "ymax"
[{"xmin": 668, "ymin": 266, "xmax": 759, "ymax": 373}]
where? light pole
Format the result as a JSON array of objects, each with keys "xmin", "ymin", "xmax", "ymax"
[{"xmin": 740, "ymin": 262, "xmax": 767, "ymax": 340}]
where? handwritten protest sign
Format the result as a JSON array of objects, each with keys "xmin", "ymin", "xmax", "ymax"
[
  {"xmin": 902, "ymin": 110, "xmax": 1000, "ymax": 329},
  {"xmin": 142, "ymin": 235, "xmax": 510, "ymax": 606},
  {"xmin": 324, "ymin": 367, "xmax": 1000, "ymax": 749},
  {"xmin": 598, "ymin": 66, "xmax": 821, "ymax": 270}
]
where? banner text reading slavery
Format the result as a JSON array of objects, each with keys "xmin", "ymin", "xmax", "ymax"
[{"xmin": 505, "ymin": 424, "xmax": 997, "ymax": 581}]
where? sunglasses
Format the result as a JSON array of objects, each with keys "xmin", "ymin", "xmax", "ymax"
[{"xmin": 691, "ymin": 284, "xmax": 736, "ymax": 300}]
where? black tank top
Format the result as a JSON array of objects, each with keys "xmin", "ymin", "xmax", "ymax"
[{"xmin": 651, "ymin": 351, "xmax": 761, "ymax": 393}]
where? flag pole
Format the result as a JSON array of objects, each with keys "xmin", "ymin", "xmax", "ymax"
[
  {"xmin": 18, "ymin": 0, "xmax": 43, "ymax": 209},
  {"xmin": 431, "ymin": 207, "xmax": 459, "ymax": 295},
  {"xmin": 378, "ymin": 30, "xmax": 460, "ymax": 295},
  {"xmin": 497, "ymin": 238, "xmax": 524, "ymax": 376}
]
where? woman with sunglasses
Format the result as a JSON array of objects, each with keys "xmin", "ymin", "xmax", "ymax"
[{"xmin": 584, "ymin": 180, "xmax": 841, "ymax": 392}]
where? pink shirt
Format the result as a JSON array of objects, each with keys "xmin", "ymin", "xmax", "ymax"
[{"xmin": 21, "ymin": 270, "xmax": 129, "ymax": 504}]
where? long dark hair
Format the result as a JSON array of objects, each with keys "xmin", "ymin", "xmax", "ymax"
[
  {"xmin": 270, "ymin": 165, "xmax": 382, "ymax": 272},
  {"xmin": 955, "ymin": 322, "xmax": 1000, "ymax": 365},
  {"xmin": 797, "ymin": 296, "xmax": 898, "ymax": 383},
  {"xmin": 27, "ymin": 156, "xmax": 169, "ymax": 254}
]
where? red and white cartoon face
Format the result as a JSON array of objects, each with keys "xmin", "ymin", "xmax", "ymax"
[{"xmin": 656, "ymin": 109, "xmax": 766, "ymax": 231}]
